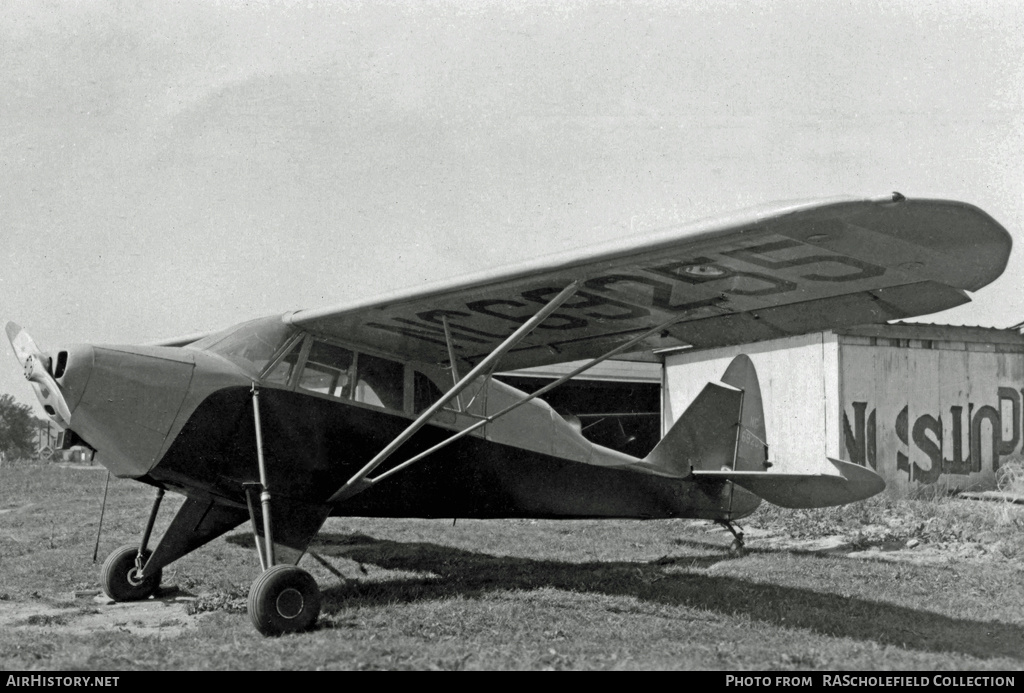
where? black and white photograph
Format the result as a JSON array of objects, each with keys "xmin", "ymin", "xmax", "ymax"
[{"xmin": 1, "ymin": 0, "xmax": 1022, "ymax": 672}]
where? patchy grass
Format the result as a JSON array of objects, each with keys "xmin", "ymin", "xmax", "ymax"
[
  {"xmin": 751, "ymin": 477, "xmax": 1024, "ymax": 560},
  {"xmin": 997, "ymin": 460, "xmax": 1024, "ymax": 495},
  {"xmin": 0, "ymin": 460, "xmax": 1022, "ymax": 670}
]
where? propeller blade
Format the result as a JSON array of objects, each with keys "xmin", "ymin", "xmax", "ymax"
[
  {"xmin": 5, "ymin": 321, "xmax": 41, "ymax": 366},
  {"xmin": 5, "ymin": 321, "xmax": 72, "ymax": 428}
]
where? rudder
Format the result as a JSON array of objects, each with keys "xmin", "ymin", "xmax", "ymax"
[{"xmin": 719, "ymin": 354, "xmax": 769, "ymax": 474}]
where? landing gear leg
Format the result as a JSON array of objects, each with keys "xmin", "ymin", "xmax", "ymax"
[
  {"xmin": 100, "ymin": 488, "xmax": 165, "ymax": 602},
  {"xmin": 245, "ymin": 384, "xmax": 321, "ymax": 636},
  {"xmin": 718, "ymin": 520, "xmax": 746, "ymax": 557}
]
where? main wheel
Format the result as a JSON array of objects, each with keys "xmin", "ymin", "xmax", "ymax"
[
  {"xmin": 248, "ymin": 565, "xmax": 321, "ymax": 636},
  {"xmin": 101, "ymin": 544, "xmax": 162, "ymax": 602}
]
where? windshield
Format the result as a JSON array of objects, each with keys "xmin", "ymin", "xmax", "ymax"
[{"xmin": 187, "ymin": 315, "xmax": 296, "ymax": 376}]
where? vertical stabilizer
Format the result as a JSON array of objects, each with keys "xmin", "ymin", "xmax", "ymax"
[
  {"xmin": 640, "ymin": 380, "xmax": 742, "ymax": 477},
  {"xmin": 638, "ymin": 354, "xmax": 768, "ymax": 478}
]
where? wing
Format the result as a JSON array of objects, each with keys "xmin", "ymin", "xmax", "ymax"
[{"xmin": 289, "ymin": 193, "xmax": 1011, "ymax": 371}]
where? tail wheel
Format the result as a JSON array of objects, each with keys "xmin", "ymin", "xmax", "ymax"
[
  {"xmin": 101, "ymin": 544, "xmax": 162, "ymax": 602},
  {"xmin": 248, "ymin": 565, "xmax": 321, "ymax": 636}
]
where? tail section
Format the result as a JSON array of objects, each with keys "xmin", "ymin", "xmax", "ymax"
[
  {"xmin": 639, "ymin": 354, "xmax": 768, "ymax": 478},
  {"xmin": 637, "ymin": 353, "xmax": 884, "ymax": 510},
  {"xmin": 639, "ymin": 379, "xmax": 744, "ymax": 477}
]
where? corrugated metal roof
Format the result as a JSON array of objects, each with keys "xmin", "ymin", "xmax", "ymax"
[{"xmin": 836, "ymin": 322, "xmax": 1024, "ymax": 346}]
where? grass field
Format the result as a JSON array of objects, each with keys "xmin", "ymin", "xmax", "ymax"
[{"xmin": 1, "ymin": 460, "xmax": 1022, "ymax": 671}]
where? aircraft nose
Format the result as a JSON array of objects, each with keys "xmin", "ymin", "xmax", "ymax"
[
  {"xmin": 53, "ymin": 345, "xmax": 95, "ymax": 416},
  {"xmin": 61, "ymin": 344, "xmax": 196, "ymax": 478}
]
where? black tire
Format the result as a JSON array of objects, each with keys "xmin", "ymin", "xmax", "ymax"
[
  {"xmin": 101, "ymin": 544, "xmax": 162, "ymax": 602},
  {"xmin": 248, "ymin": 565, "xmax": 321, "ymax": 636},
  {"xmin": 729, "ymin": 538, "xmax": 747, "ymax": 558}
]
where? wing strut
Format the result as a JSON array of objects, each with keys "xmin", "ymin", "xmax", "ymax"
[
  {"xmin": 329, "ymin": 306, "xmax": 697, "ymax": 503},
  {"xmin": 328, "ymin": 282, "xmax": 581, "ymax": 502},
  {"xmin": 441, "ymin": 315, "xmax": 464, "ymax": 413}
]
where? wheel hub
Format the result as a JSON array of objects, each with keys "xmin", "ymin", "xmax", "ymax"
[{"xmin": 276, "ymin": 587, "xmax": 305, "ymax": 619}]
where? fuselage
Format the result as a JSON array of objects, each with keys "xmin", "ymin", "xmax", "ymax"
[{"xmin": 50, "ymin": 314, "xmax": 758, "ymax": 522}]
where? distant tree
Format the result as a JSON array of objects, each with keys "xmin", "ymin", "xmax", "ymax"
[{"xmin": 0, "ymin": 393, "xmax": 38, "ymax": 460}]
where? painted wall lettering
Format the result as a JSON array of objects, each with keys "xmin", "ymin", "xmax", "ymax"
[
  {"xmin": 843, "ymin": 386, "xmax": 1022, "ymax": 484},
  {"xmin": 842, "ymin": 401, "xmax": 876, "ymax": 470}
]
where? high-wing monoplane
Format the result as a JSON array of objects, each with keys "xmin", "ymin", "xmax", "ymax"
[{"xmin": 7, "ymin": 193, "xmax": 1012, "ymax": 635}]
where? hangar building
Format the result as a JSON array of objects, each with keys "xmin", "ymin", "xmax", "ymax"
[{"xmin": 663, "ymin": 324, "xmax": 1024, "ymax": 494}]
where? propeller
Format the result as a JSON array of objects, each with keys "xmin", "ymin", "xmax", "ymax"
[{"xmin": 5, "ymin": 322, "xmax": 72, "ymax": 428}]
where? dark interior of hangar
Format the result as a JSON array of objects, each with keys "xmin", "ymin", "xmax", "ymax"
[{"xmin": 494, "ymin": 375, "xmax": 661, "ymax": 458}]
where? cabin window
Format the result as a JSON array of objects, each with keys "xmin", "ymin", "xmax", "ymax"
[
  {"xmin": 194, "ymin": 315, "xmax": 296, "ymax": 376},
  {"xmin": 354, "ymin": 354, "xmax": 404, "ymax": 411},
  {"xmin": 298, "ymin": 341, "xmax": 354, "ymax": 398},
  {"xmin": 414, "ymin": 371, "xmax": 444, "ymax": 413},
  {"xmin": 294, "ymin": 340, "xmax": 405, "ymax": 412},
  {"xmin": 263, "ymin": 339, "xmax": 303, "ymax": 387}
]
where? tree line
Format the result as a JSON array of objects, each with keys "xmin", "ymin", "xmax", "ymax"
[{"xmin": 0, "ymin": 393, "xmax": 45, "ymax": 460}]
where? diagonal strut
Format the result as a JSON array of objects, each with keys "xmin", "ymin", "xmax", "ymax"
[
  {"xmin": 329, "ymin": 301, "xmax": 697, "ymax": 502},
  {"xmin": 328, "ymin": 281, "xmax": 580, "ymax": 502}
]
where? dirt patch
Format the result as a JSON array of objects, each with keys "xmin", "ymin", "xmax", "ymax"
[
  {"xmin": 960, "ymin": 491, "xmax": 1024, "ymax": 505},
  {"xmin": 0, "ymin": 589, "xmax": 201, "ymax": 637},
  {"xmin": 740, "ymin": 525, "xmax": 1019, "ymax": 566},
  {"xmin": 0, "ymin": 503, "xmax": 36, "ymax": 515}
]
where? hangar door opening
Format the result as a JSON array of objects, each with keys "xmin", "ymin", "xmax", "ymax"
[{"xmin": 496, "ymin": 359, "xmax": 663, "ymax": 458}]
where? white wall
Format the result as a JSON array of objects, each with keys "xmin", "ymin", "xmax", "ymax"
[{"xmin": 664, "ymin": 333, "xmax": 839, "ymax": 474}]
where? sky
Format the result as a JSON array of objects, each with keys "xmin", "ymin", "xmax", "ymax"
[{"xmin": 2, "ymin": 0, "xmax": 1023, "ymax": 414}]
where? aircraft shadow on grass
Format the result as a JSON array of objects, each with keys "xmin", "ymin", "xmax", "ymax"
[{"xmin": 231, "ymin": 531, "xmax": 1024, "ymax": 662}]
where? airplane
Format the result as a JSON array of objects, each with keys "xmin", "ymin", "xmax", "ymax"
[{"xmin": 6, "ymin": 192, "xmax": 1012, "ymax": 636}]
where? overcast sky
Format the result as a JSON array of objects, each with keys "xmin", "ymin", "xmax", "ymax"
[{"xmin": 2, "ymin": 0, "xmax": 1023, "ymax": 414}]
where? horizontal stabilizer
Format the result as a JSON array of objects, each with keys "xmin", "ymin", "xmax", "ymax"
[{"xmin": 691, "ymin": 458, "xmax": 885, "ymax": 509}]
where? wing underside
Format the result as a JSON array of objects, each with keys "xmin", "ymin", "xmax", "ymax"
[{"xmin": 289, "ymin": 195, "xmax": 1011, "ymax": 370}]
